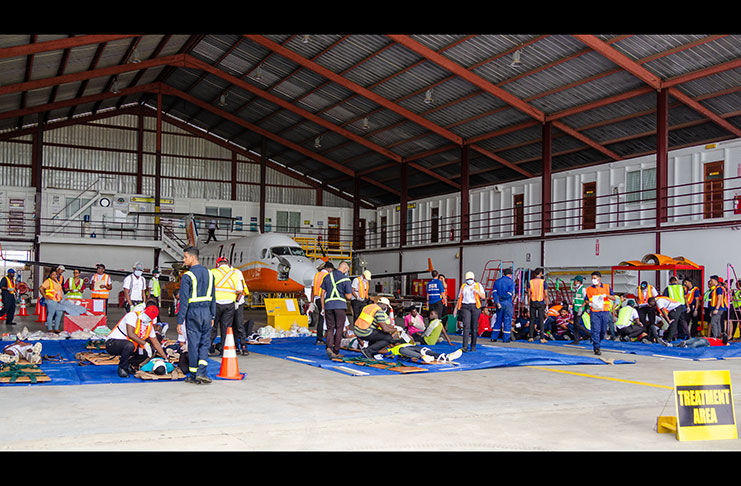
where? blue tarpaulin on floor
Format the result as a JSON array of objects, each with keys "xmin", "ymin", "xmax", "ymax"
[
  {"xmin": 248, "ymin": 337, "xmax": 635, "ymax": 376},
  {"xmin": 0, "ymin": 339, "xmax": 222, "ymax": 387},
  {"xmin": 542, "ymin": 338, "xmax": 741, "ymax": 361}
]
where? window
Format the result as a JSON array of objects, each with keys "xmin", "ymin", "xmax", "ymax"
[
  {"xmin": 626, "ymin": 169, "xmax": 656, "ymax": 203},
  {"xmin": 270, "ymin": 246, "xmax": 307, "ymax": 257},
  {"xmin": 65, "ymin": 197, "xmax": 93, "ymax": 220},
  {"xmin": 276, "ymin": 210, "xmax": 301, "ymax": 233}
]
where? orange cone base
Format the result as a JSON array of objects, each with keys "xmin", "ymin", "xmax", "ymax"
[
  {"xmin": 36, "ymin": 306, "xmax": 47, "ymax": 323},
  {"xmin": 18, "ymin": 303, "xmax": 28, "ymax": 317},
  {"xmin": 217, "ymin": 327, "xmax": 245, "ymax": 380}
]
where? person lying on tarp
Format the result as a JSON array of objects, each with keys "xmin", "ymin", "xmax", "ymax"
[
  {"xmin": 662, "ymin": 333, "xmax": 729, "ymax": 348},
  {"xmin": 1, "ymin": 340, "xmax": 42, "ymax": 365},
  {"xmin": 105, "ymin": 304, "xmax": 168, "ymax": 378},
  {"xmin": 386, "ymin": 342, "xmax": 463, "ymax": 364}
]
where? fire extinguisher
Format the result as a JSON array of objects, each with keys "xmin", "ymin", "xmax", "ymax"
[{"xmin": 734, "ymin": 194, "xmax": 741, "ymax": 215}]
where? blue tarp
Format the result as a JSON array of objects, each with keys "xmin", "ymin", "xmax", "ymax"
[
  {"xmin": 541, "ymin": 338, "xmax": 741, "ymax": 361},
  {"xmin": 248, "ymin": 337, "xmax": 635, "ymax": 376},
  {"xmin": 0, "ymin": 339, "xmax": 223, "ymax": 387}
]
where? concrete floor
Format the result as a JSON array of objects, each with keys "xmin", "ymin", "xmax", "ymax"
[{"xmin": 2, "ymin": 306, "xmax": 741, "ymax": 451}]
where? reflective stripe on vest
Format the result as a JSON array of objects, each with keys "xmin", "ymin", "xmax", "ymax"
[
  {"xmin": 666, "ymin": 284, "xmax": 685, "ymax": 304},
  {"xmin": 4, "ymin": 277, "xmax": 15, "ymax": 294},
  {"xmin": 325, "ymin": 272, "xmax": 350, "ymax": 303},
  {"xmin": 358, "ymin": 278, "xmax": 368, "ymax": 299},
  {"xmin": 685, "ymin": 287, "xmax": 699, "ymax": 307},
  {"xmin": 313, "ymin": 271, "xmax": 327, "ymax": 296},
  {"xmin": 91, "ymin": 274, "xmax": 110, "ymax": 298},
  {"xmin": 44, "ymin": 277, "xmax": 61, "ymax": 301},
  {"xmin": 529, "ymin": 278, "xmax": 545, "ymax": 302},
  {"xmin": 710, "ymin": 286, "xmax": 727, "ymax": 309},
  {"xmin": 456, "ymin": 283, "xmax": 481, "ymax": 310},
  {"xmin": 355, "ymin": 303, "xmax": 382, "ymax": 330},
  {"xmin": 616, "ymin": 306, "xmax": 635, "ymax": 328},
  {"xmin": 151, "ymin": 279, "xmax": 161, "ymax": 298},
  {"xmin": 67, "ymin": 278, "xmax": 83, "ymax": 299},
  {"xmin": 184, "ymin": 270, "xmax": 214, "ymax": 303},
  {"xmin": 637, "ymin": 285, "xmax": 655, "ymax": 305},
  {"xmin": 129, "ymin": 316, "xmax": 153, "ymax": 350}
]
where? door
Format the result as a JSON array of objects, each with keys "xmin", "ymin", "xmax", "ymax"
[
  {"xmin": 356, "ymin": 218, "xmax": 366, "ymax": 250},
  {"xmin": 513, "ymin": 194, "xmax": 524, "ymax": 236},
  {"xmin": 327, "ymin": 216, "xmax": 340, "ymax": 249},
  {"xmin": 380, "ymin": 216, "xmax": 387, "ymax": 247},
  {"xmin": 430, "ymin": 207, "xmax": 439, "ymax": 243},
  {"xmin": 582, "ymin": 182, "xmax": 597, "ymax": 230},
  {"xmin": 704, "ymin": 161, "xmax": 724, "ymax": 219}
]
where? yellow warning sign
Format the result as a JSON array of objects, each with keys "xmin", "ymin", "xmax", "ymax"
[{"xmin": 673, "ymin": 370, "xmax": 737, "ymax": 441}]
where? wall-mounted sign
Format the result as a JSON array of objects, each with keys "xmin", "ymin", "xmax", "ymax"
[
  {"xmin": 130, "ymin": 196, "xmax": 174, "ymax": 205},
  {"xmin": 395, "ymin": 203, "xmax": 417, "ymax": 211}
]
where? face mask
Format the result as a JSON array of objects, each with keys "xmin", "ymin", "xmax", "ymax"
[
  {"xmin": 591, "ymin": 278, "xmax": 599, "ymax": 286},
  {"xmin": 466, "ymin": 279, "xmax": 474, "ymax": 285},
  {"xmin": 134, "ymin": 270, "xmax": 143, "ymax": 277}
]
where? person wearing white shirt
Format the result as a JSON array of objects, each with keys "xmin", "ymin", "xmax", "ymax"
[
  {"xmin": 123, "ymin": 262, "xmax": 147, "ymax": 312},
  {"xmin": 453, "ymin": 271, "xmax": 486, "ymax": 352},
  {"xmin": 105, "ymin": 305, "xmax": 167, "ymax": 378},
  {"xmin": 649, "ymin": 296, "xmax": 686, "ymax": 343},
  {"xmin": 351, "ymin": 270, "xmax": 371, "ymax": 320}
]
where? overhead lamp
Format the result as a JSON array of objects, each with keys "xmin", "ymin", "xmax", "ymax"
[
  {"xmin": 510, "ymin": 48, "xmax": 522, "ymax": 68},
  {"xmin": 424, "ymin": 88, "xmax": 434, "ymax": 104},
  {"xmin": 302, "ymin": 35, "xmax": 311, "ymax": 44},
  {"xmin": 254, "ymin": 65, "xmax": 263, "ymax": 81},
  {"xmin": 362, "ymin": 117, "xmax": 370, "ymax": 130},
  {"xmin": 131, "ymin": 48, "xmax": 141, "ymax": 63},
  {"xmin": 218, "ymin": 93, "xmax": 227, "ymax": 107},
  {"xmin": 314, "ymin": 136, "xmax": 322, "ymax": 149},
  {"xmin": 111, "ymin": 77, "xmax": 120, "ymax": 94}
]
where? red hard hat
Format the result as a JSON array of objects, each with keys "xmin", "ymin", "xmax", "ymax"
[{"xmin": 216, "ymin": 256, "xmax": 229, "ymax": 266}]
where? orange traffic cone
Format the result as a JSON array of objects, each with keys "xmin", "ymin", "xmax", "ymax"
[
  {"xmin": 36, "ymin": 303, "xmax": 47, "ymax": 323},
  {"xmin": 34, "ymin": 299, "xmax": 41, "ymax": 316},
  {"xmin": 18, "ymin": 300, "xmax": 28, "ymax": 317},
  {"xmin": 217, "ymin": 327, "xmax": 245, "ymax": 380}
]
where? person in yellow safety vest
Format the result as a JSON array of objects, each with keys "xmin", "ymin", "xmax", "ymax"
[
  {"xmin": 232, "ymin": 268, "xmax": 252, "ymax": 356},
  {"xmin": 104, "ymin": 304, "xmax": 168, "ymax": 378},
  {"xmin": 527, "ymin": 268, "xmax": 549, "ymax": 343},
  {"xmin": 351, "ymin": 269, "xmax": 372, "ymax": 321},
  {"xmin": 320, "ymin": 260, "xmax": 353, "ymax": 359},
  {"xmin": 0, "ymin": 268, "xmax": 17, "ymax": 326},
  {"xmin": 63, "ymin": 268, "xmax": 86, "ymax": 301},
  {"xmin": 209, "ymin": 256, "xmax": 243, "ymax": 356},
  {"xmin": 636, "ymin": 280, "xmax": 658, "ymax": 335},
  {"xmin": 663, "ymin": 276, "xmax": 685, "ymax": 304},
  {"xmin": 39, "ymin": 268, "xmax": 65, "ymax": 333},
  {"xmin": 353, "ymin": 297, "xmax": 399, "ymax": 360},
  {"xmin": 148, "ymin": 268, "xmax": 162, "ymax": 307},
  {"xmin": 453, "ymin": 271, "xmax": 486, "ymax": 352},
  {"xmin": 177, "ymin": 246, "xmax": 216, "ymax": 385},
  {"xmin": 730, "ymin": 280, "xmax": 741, "ymax": 340},
  {"xmin": 91, "ymin": 263, "xmax": 113, "ymax": 315},
  {"xmin": 614, "ymin": 299, "xmax": 647, "ymax": 342}
]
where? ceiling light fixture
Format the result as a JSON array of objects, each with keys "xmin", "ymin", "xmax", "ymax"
[
  {"xmin": 219, "ymin": 93, "xmax": 227, "ymax": 107},
  {"xmin": 302, "ymin": 35, "xmax": 311, "ymax": 44},
  {"xmin": 424, "ymin": 88, "xmax": 434, "ymax": 104},
  {"xmin": 510, "ymin": 48, "xmax": 522, "ymax": 68},
  {"xmin": 254, "ymin": 65, "xmax": 263, "ymax": 81},
  {"xmin": 111, "ymin": 77, "xmax": 120, "ymax": 94},
  {"xmin": 314, "ymin": 136, "xmax": 322, "ymax": 149},
  {"xmin": 131, "ymin": 48, "xmax": 141, "ymax": 63},
  {"xmin": 362, "ymin": 117, "xmax": 370, "ymax": 130}
]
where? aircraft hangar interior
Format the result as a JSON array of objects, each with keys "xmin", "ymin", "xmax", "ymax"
[{"xmin": 1, "ymin": 33, "xmax": 741, "ymax": 452}]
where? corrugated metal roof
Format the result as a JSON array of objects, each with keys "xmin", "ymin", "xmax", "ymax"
[{"xmin": 0, "ymin": 33, "xmax": 739, "ymax": 207}]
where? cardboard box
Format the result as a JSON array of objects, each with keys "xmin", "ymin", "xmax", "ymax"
[{"xmin": 63, "ymin": 314, "xmax": 107, "ymax": 333}]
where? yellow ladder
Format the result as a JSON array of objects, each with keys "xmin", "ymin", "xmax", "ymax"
[{"xmin": 294, "ymin": 237, "xmax": 353, "ymax": 261}]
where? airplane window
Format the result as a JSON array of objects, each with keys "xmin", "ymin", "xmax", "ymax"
[{"xmin": 270, "ymin": 247, "xmax": 306, "ymax": 257}]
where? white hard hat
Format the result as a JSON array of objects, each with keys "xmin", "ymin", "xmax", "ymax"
[
  {"xmin": 363, "ymin": 270, "xmax": 372, "ymax": 280},
  {"xmin": 378, "ymin": 297, "xmax": 391, "ymax": 307},
  {"xmin": 465, "ymin": 271, "xmax": 475, "ymax": 280}
]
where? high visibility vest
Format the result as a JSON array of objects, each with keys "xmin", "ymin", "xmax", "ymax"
[
  {"xmin": 312, "ymin": 270, "xmax": 328, "ymax": 297},
  {"xmin": 113, "ymin": 312, "xmax": 153, "ymax": 350},
  {"xmin": 666, "ymin": 284, "xmax": 685, "ymax": 304},
  {"xmin": 581, "ymin": 311, "xmax": 591, "ymax": 330},
  {"xmin": 183, "ymin": 269, "xmax": 214, "ymax": 304},
  {"xmin": 547, "ymin": 305, "xmax": 563, "ymax": 317},
  {"xmin": 637, "ymin": 285, "xmax": 655, "ymax": 305},
  {"xmin": 709, "ymin": 286, "xmax": 727, "ymax": 310},
  {"xmin": 3, "ymin": 276, "xmax": 15, "ymax": 294},
  {"xmin": 456, "ymin": 282, "xmax": 482, "ymax": 310},
  {"xmin": 685, "ymin": 286, "xmax": 699, "ymax": 308},
  {"xmin": 325, "ymin": 272, "xmax": 350, "ymax": 303},
  {"xmin": 354, "ymin": 303, "xmax": 383, "ymax": 331},
  {"xmin": 356, "ymin": 278, "xmax": 369, "ymax": 299},
  {"xmin": 66, "ymin": 278, "xmax": 84, "ymax": 300},
  {"xmin": 733, "ymin": 290, "xmax": 741, "ymax": 309},
  {"xmin": 151, "ymin": 279, "xmax": 161, "ymax": 298},
  {"xmin": 211, "ymin": 265, "xmax": 240, "ymax": 302},
  {"xmin": 586, "ymin": 283, "xmax": 611, "ymax": 312},
  {"xmin": 529, "ymin": 278, "xmax": 545, "ymax": 302},
  {"xmin": 615, "ymin": 306, "xmax": 635, "ymax": 329},
  {"xmin": 43, "ymin": 277, "xmax": 62, "ymax": 302},
  {"xmin": 91, "ymin": 273, "xmax": 111, "ymax": 299}
]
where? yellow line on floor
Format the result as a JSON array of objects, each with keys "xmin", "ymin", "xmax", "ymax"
[{"xmin": 527, "ymin": 366, "xmax": 673, "ymax": 390}]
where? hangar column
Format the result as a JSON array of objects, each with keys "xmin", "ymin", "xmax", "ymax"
[
  {"xmin": 541, "ymin": 121, "xmax": 552, "ymax": 266},
  {"xmin": 154, "ymin": 93, "xmax": 163, "ymax": 269},
  {"xmin": 353, "ymin": 175, "xmax": 360, "ymax": 252},
  {"xmin": 460, "ymin": 145, "xmax": 470, "ymax": 242},
  {"xmin": 400, "ymin": 161, "xmax": 407, "ymax": 247},
  {"xmin": 655, "ymin": 89, "xmax": 669, "ymax": 286},
  {"xmin": 259, "ymin": 137, "xmax": 267, "ymax": 233},
  {"xmin": 136, "ymin": 110, "xmax": 144, "ymax": 194},
  {"xmin": 31, "ymin": 114, "xmax": 44, "ymax": 299}
]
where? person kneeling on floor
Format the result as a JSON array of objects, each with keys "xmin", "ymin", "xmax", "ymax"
[
  {"xmin": 105, "ymin": 304, "xmax": 168, "ymax": 378},
  {"xmin": 353, "ymin": 297, "xmax": 399, "ymax": 360}
]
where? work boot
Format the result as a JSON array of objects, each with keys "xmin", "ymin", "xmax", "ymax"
[
  {"xmin": 117, "ymin": 367, "xmax": 129, "ymax": 378},
  {"xmin": 195, "ymin": 375, "xmax": 212, "ymax": 384},
  {"xmin": 594, "ymin": 349, "xmax": 602, "ymax": 356},
  {"xmin": 184, "ymin": 374, "xmax": 198, "ymax": 384}
]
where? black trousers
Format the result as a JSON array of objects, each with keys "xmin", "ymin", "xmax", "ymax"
[
  {"xmin": 460, "ymin": 303, "xmax": 480, "ymax": 350},
  {"xmin": 359, "ymin": 328, "xmax": 394, "ymax": 354},
  {"xmin": 638, "ymin": 306, "xmax": 657, "ymax": 330},
  {"xmin": 618, "ymin": 323, "xmax": 645, "ymax": 339},
  {"xmin": 664, "ymin": 306, "xmax": 687, "ymax": 341},
  {"xmin": 351, "ymin": 299, "xmax": 366, "ymax": 322},
  {"xmin": 429, "ymin": 300, "xmax": 444, "ymax": 320},
  {"xmin": 324, "ymin": 308, "xmax": 346, "ymax": 354},
  {"xmin": 232, "ymin": 303, "xmax": 253, "ymax": 349},
  {"xmin": 210, "ymin": 303, "xmax": 235, "ymax": 352},
  {"xmin": 0, "ymin": 292, "xmax": 16, "ymax": 324},
  {"xmin": 105, "ymin": 339, "xmax": 148, "ymax": 371},
  {"xmin": 529, "ymin": 301, "xmax": 546, "ymax": 339},
  {"xmin": 313, "ymin": 297, "xmax": 325, "ymax": 342}
]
